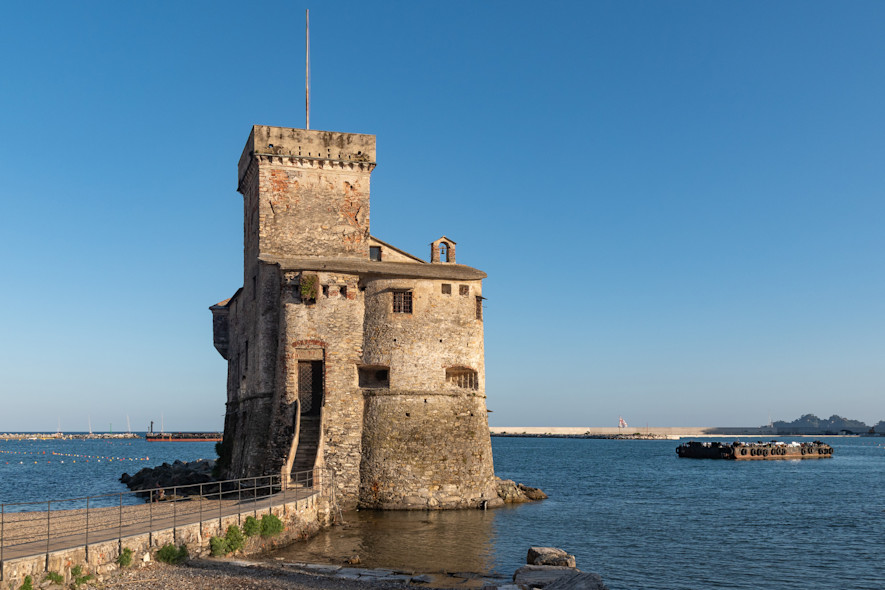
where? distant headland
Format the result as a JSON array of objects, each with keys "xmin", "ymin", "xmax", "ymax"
[{"xmin": 491, "ymin": 414, "xmax": 885, "ymax": 439}]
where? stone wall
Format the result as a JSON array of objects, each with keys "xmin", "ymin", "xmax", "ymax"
[
  {"xmin": 0, "ymin": 495, "xmax": 329, "ymax": 590},
  {"xmin": 361, "ymin": 277, "xmax": 485, "ymax": 391},
  {"xmin": 360, "ymin": 393, "xmax": 496, "ymax": 509},
  {"xmin": 273, "ymin": 270, "xmax": 367, "ymax": 505},
  {"xmin": 358, "ymin": 277, "xmax": 495, "ymax": 508},
  {"xmin": 214, "ymin": 124, "xmax": 496, "ymax": 510}
]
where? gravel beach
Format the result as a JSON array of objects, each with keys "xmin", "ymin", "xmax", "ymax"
[{"xmin": 99, "ymin": 559, "xmax": 422, "ymax": 590}]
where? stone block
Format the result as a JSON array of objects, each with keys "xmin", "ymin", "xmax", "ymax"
[
  {"xmin": 527, "ymin": 547, "xmax": 576, "ymax": 568},
  {"xmin": 513, "ymin": 565, "xmax": 581, "ymax": 588}
]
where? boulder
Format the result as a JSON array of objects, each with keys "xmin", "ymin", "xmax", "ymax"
[
  {"xmin": 513, "ymin": 566, "xmax": 607, "ymax": 590},
  {"xmin": 519, "ymin": 484, "xmax": 548, "ymax": 501},
  {"xmin": 546, "ymin": 572, "xmax": 607, "ymax": 590},
  {"xmin": 527, "ymin": 547, "xmax": 576, "ymax": 568},
  {"xmin": 513, "ymin": 565, "xmax": 579, "ymax": 588},
  {"xmin": 496, "ymin": 478, "xmax": 548, "ymax": 503}
]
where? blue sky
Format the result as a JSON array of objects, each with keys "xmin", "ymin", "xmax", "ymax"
[{"xmin": 1, "ymin": 1, "xmax": 882, "ymax": 431}]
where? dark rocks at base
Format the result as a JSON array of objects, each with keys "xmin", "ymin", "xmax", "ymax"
[
  {"xmin": 527, "ymin": 547, "xmax": 577, "ymax": 568},
  {"xmin": 513, "ymin": 566, "xmax": 607, "ymax": 590},
  {"xmin": 509, "ymin": 546, "xmax": 606, "ymax": 590},
  {"xmin": 496, "ymin": 477, "xmax": 549, "ymax": 503},
  {"xmin": 120, "ymin": 459, "xmax": 216, "ymax": 497}
]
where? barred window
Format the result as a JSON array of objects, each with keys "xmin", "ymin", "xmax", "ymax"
[
  {"xmin": 446, "ymin": 367, "xmax": 478, "ymax": 389},
  {"xmin": 475, "ymin": 296, "xmax": 483, "ymax": 320},
  {"xmin": 459, "ymin": 285, "xmax": 469, "ymax": 296},
  {"xmin": 392, "ymin": 291, "xmax": 413, "ymax": 314}
]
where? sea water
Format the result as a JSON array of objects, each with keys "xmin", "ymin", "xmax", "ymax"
[
  {"xmin": 272, "ymin": 436, "xmax": 885, "ymax": 590},
  {"xmin": 0, "ymin": 435, "xmax": 216, "ymax": 509},
  {"xmin": 1, "ymin": 436, "xmax": 883, "ymax": 589}
]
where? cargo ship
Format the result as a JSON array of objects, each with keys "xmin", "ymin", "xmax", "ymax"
[
  {"xmin": 676, "ymin": 440, "xmax": 833, "ymax": 460},
  {"xmin": 145, "ymin": 432, "xmax": 223, "ymax": 442}
]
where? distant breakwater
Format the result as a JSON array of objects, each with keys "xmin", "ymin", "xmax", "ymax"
[
  {"xmin": 0, "ymin": 433, "xmax": 141, "ymax": 441},
  {"xmin": 492, "ymin": 432, "xmax": 672, "ymax": 440}
]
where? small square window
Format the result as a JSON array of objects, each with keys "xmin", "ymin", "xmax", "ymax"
[
  {"xmin": 459, "ymin": 285, "xmax": 469, "ymax": 296},
  {"xmin": 441, "ymin": 284, "xmax": 451, "ymax": 295},
  {"xmin": 393, "ymin": 291, "xmax": 413, "ymax": 314},
  {"xmin": 369, "ymin": 246, "xmax": 382, "ymax": 261}
]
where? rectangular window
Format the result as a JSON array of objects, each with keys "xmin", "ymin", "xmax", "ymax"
[
  {"xmin": 476, "ymin": 296, "xmax": 483, "ymax": 320},
  {"xmin": 340, "ymin": 286, "xmax": 348, "ymax": 299},
  {"xmin": 358, "ymin": 366, "xmax": 390, "ymax": 389},
  {"xmin": 392, "ymin": 291, "xmax": 413, "ymax": 314},
  {"xmin": 252, "ymin": 275, "xmax": 257, "ymax": 299},
  {"xmin": 441, "ymin": 283, "xmax": 451, "ymax": 295},
  {"xmin": 322, "ymin": 285, "xmax": 329, "ymax": 298},
  {"xmin": 369, "ymin": 246, "xmax": 382, "ymax": 261},
  {"xmin": 244, "ymin": 341, "xmax": 249, "ymax": 371},
  {"xmin": 459, "ymin": 285, "xmax": 469, "ymax": 296},
  {"xmin": 446, "ymin": 368, "xmax": 478, "ymax": 390}
]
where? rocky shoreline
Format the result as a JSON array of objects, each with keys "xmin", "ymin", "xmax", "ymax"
[
  {"xmin": 121, "ymin": 461, "xmax": 548, "ymax": 507},
  {"xmin": 92, "ymin": 546, "xmax": 606, "ymax": 590},
  {"xmin": 120, "ymin": 458, "xmax": 216, "ymax": 497}
]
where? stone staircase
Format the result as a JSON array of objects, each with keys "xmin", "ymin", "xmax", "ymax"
[{"xmin": 292, "ymin": 415, "xmax": 321, "ymax": 475}]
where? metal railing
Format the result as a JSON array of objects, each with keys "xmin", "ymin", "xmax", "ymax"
[{"xmin": 0, "ymin": 469, "xmax": 329, "ymax": 575}]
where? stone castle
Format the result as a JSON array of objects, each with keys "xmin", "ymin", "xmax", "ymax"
[{"xmin": 210, "ymin": 125, "xmax": 498, "ymax": 509}]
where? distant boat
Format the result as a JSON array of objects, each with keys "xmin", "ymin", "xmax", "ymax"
[{"xmin": 145, "ymin": 432, "xmax": 223, "ymax": 442}]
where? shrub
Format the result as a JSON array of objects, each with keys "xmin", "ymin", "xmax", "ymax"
[
  {"xmin": 43, "ymin": 571, "xmax": 64, "ymax": 585},
  {"xmin": 259, "ymin": 513, "xmax": 284, "ymax": 538},
  {"xmin": 242, "ymin": 515, "xmax": 259, "ymax": 537},
  {"xmin": 226, "ymin": 524, "xmax": 246, "ymax": 552},
  {"xmin": 117, "ymin": 547, "xmax": 134, "ymax": 567},
  {"xmin": 69, "ymin": 565, "xmax": 93, "ymax": 588},
  {"xmin": 209, "ymin": 535, "xmax": 230, "ymax": 556},
  {"xmin": 18, "ymin": 576, "xmax": 33, "ymax": 590},
  {"xmin": 156, "ymin": 543, "xmax": 188, "ymax": 564}
]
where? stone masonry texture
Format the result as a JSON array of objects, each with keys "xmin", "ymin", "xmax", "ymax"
[{"xmin": 212, "ymin": 125, "xmax": 496, "ymax": 509}]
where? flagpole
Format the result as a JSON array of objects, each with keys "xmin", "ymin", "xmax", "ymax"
[{"xmin": 305, "ymin": 9, "xmax": 310, "ymax": 130}]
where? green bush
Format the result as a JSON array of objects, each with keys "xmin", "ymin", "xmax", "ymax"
[
  {"xmin": 242, "ymin": 515, "xmax": 259, "ymax": 537},
  {"xmin": 156, "ymin": 543, "xmax": 188, "ymax": 564},
  {"xmin": 69, "ymin": 565, "xmax": 93, "ymax": 588},
  {"xmin": 18, "ymin": 576, "xmax": 33, "ymax": 590},
  {"xmin": 43, "ymin": 571, "xmax": 64, "ymax": 585},
  {"xmin": 259, "ymin": 513, "xmax": 284, "ymax": 538},
  {"xmin": 117, "ymin": 547, "xmax": 134, "ymax": 567},
  {"xmin": 209, "ymin": 535, "xmax": 230, "ymax": 556},
  {"xmin": 226, "ymin": 524, "xmax": 246, "ymax": 552}
]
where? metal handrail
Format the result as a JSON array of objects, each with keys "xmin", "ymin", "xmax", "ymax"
[{"xmin": 0, "ymin": 469, "xmax": 326, "ymax": 577}]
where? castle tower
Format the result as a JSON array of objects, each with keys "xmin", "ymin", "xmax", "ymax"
[{"xmin": 212, "ymin": 125, "xmax": 498, "ymax": 509}]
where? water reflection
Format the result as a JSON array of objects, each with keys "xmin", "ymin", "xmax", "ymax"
[{"xmin": 271, "ymin": 506, "xmax": 518, "ymax": 578}]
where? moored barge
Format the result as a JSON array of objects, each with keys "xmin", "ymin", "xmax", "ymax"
[
  {"xmin": 145, "ymin": 432, "xmax": 223, "ymax": 442},
  {"xmin": 676, "ymin": 440, "xmax": 833, "ymax": 460}
]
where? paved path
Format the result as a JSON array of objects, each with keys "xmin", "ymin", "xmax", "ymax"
[{"xmin": 1, "ymin": 488, "xmax": 317, "ymax": 562}]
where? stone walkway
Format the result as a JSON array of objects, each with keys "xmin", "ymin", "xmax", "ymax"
[{"xmin": 0, "ymin": 488, "xmax": 316, "ymax": 562}]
